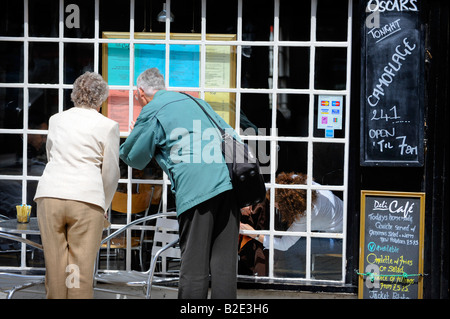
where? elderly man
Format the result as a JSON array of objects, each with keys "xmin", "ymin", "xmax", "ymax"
[{"xmin": 120, "ymin": 68, "xmax": 240, "ymax": 299}]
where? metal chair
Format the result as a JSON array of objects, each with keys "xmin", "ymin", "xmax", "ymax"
[
  {"xmin": 102, "ymin": 184, "xmax": 162, "ymax": 271},
  {"xmin": 0, "ymin": 272, "xmax": 45, "ymax": 299},
  {"xmin": 94, "ymin": 211, "xmax": 180, "ymax": 299},
  {"xmin": 0, "ymin": 232, "xmax": 44, "ymax": 299}
]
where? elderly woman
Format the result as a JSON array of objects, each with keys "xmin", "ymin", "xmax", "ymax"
[{"xmin": 34, "ymin": 72, "xmax": 120, "ymax": 299}]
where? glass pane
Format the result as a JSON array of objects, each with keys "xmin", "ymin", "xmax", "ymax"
[
  {"xmin": 242, "ymin": 0, "xmax": 273, "ymax": 41},
  {"xmin": 64, "ymin": 0, "xmax": 95, "ymax": 38},
  {"xmin": 311, "ymin": 238, "xmax": 343, "ymax": 280},
  {"xmin": 206, "ymin": 0, "xmax": 237, "ymax": 36},
  {"xmin": 277, "ymin": 93, "xmax": 309, "ymax": 138},
  {"xmin": 29, "ymin": 89, "xmax": 58, "ymax": 128},
  {"xmin": 276, "ymin": 141, "xmax": 308, "ymax": 174},
  {"xmin": 313, "ymin": 142, "xmax": 344, "ymax": 186},
  {"xmin": 242, "ymin": 46, "xmax": 271, "ymax": 89},
  {"xmin": 273, "ymin": 235, "xmax": 306, "ymax": 278},
  {"xmin": 0, "ymin": 88, "xmax": 23, "ymax": 129},
  {"xmin": 103, "ymin": 90, "xmax": 139, "ymax": 132},
  {"xmin": 205, "ymin": 91, "xmax": 236, "ymax": 128},
  {"xmin": 103, "ymin": 43, "xmax": 131, "ymax": 86},
  {"xmin": 283, "ymin": 47, "xmax": 310, "ymax": 89},
  {"xmin": 99, "ymin": 0, "xmax": 131, "ymax": 36},
  {"xmin": 314, "ymin": 94, "xmax": 346, "ymax": 138},
  {"xmin": 27, "ymin": 95, "xmax": 49, "ymax": 177},
  {"xmin": 26, "ymin": 129, "xmax": 47, "ymax": 177},
  {"xmin": 63, "ymin": 89, "xmax": 74, "ymax": 111},
  {"xmin": 0, "ymin": 179, "xmax": 21, "ymax": 218},
  {"xmin": 279, "ymin": 0, "xmax": 310, "ymax": 41},
  {"xmin": 142, "ymin": 0, "xmax": 201, "ymax": 34},
  {"xmin": 64, "ymin": 43, "xmax": 94, "ymax": 84},
  {"xmin": 29, "ymin": 0, "xmax": 58, "ymax": 37},
  {"xmin": 29, "ymin": 42, "xmax": 59, "ymax": 84},
  {"xmin": 310, "ymin": 189, "xmax": 344, "ymax": 234},
  {"xmin": 26, "ymin": 180, "xmax": 39, "ymax": 214},
  {"xmin": 110, "ymin": 182, "xmax": 128, "ymax": 224},
  {"xmin": 134, "ymin": 0, "xmax": 185, "ymax": 33},
  {"xmin": 0, "ymin": 134, "xmax": 23, "ymax": 176},
  {"xmin": 205, "ymin": 45, "xmax": 236, "ymax": 89},
  {"xmin": 316, "ymin": 0, "xmax": 348, "ymax": 41},
  {"xmin": 240, "ymin": 93, "xmax": 271, "ymax": 133},
  {"xmin": 168, "ymin": 43, "xmax": 200, "ymax": 88},
  {"xmin": 0, "ymin": 0, "xmax": 24, "ymax": 37},
  {"xmin": 0, "ymin": 42, "xmax": 24, "ymax": 83},
  {"xmin": 314, "ymin": 47, "xmax": 347, "ymax": 90}
]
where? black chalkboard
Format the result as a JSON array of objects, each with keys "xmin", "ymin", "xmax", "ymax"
[
  {"xmin": 358, "ymin": 191, "xmax": 425, "ymax": 299},
  {"xmin": 360, "ymin": 1, "xmax": 424, "ymax": 166}
]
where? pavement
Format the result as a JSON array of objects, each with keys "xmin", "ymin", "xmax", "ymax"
[{"xmin": 6, "ymin": 281, "xmax": 356, "ymax": 299}]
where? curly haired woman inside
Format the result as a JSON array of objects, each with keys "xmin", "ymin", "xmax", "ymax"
[{"xmin": 240, "ymin": 172, "xmax": 343, "ymax": 252}]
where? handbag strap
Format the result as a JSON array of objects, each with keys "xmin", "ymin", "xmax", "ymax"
[{"xmin": 181, "ymin": 92, "xmax": 226, "ymax": 136}]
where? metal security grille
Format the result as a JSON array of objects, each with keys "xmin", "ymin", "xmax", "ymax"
[{"xmin": 0, "ymin": 0, "xmax": 352, "ymax": 284}]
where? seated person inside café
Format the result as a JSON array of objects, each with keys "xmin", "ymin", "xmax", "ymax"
[{"xmin": 239, "ymin": 172, "xmax": 343, "ymax": 276}]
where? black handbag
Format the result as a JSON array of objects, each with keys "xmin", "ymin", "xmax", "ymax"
[{"xmin": 182, "ymin": 93, "xmax": 266, "ymax": 208}]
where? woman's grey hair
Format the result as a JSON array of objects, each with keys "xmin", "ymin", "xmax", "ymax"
[
  {"xmin": 136, "ymin": 68, "xmax": 165, "ymax": 95},
  {"xmin": 71, "ymin": 72, "xmax": 109, "ymax": 109}
]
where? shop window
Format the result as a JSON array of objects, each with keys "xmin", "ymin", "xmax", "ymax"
[{"xmin": 0, "ymin": 0, "xmax": 352, "ymax": 283}]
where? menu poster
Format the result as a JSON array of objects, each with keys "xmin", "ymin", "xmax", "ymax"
[
  {"xmin": 359, "ymin": 191, "xmax": 425, "ymax": 299},
  {"xmin": 106, "ymin": 43, "xmax": 200, "ymax": 87},
  {"xmin": 107, "ymin": 90, "xmax": 141, "ymax": 132},
  {"xmin": 205, "ymin": 45, "xmax": 235, "ymax": 125},
  {"xmin": 102, "ymin": 32, "xmax": 236, "ymax": 129}
]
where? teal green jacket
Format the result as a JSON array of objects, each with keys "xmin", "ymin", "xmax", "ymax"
[{"xmin": 119, "ymin": 90, "xmax": 237, "ymax": 216}]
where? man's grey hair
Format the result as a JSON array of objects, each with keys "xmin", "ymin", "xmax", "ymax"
[{"xmin": 136, "ymin": 68, "xmax": 165, "ymax": 95}]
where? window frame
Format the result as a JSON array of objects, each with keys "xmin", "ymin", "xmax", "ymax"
[{"xmin": 0, "ymin": 0, "xmax": 353, "ymax": 286}]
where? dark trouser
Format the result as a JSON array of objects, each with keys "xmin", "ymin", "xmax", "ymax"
[{"xmin": 177, "ymin": 190, "xmax": 239, "ymax": 299}]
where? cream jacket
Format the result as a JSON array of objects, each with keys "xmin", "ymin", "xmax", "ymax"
[{"xmin": 34, "ymin": 107, "xmax": 120, "ymax": 212}]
